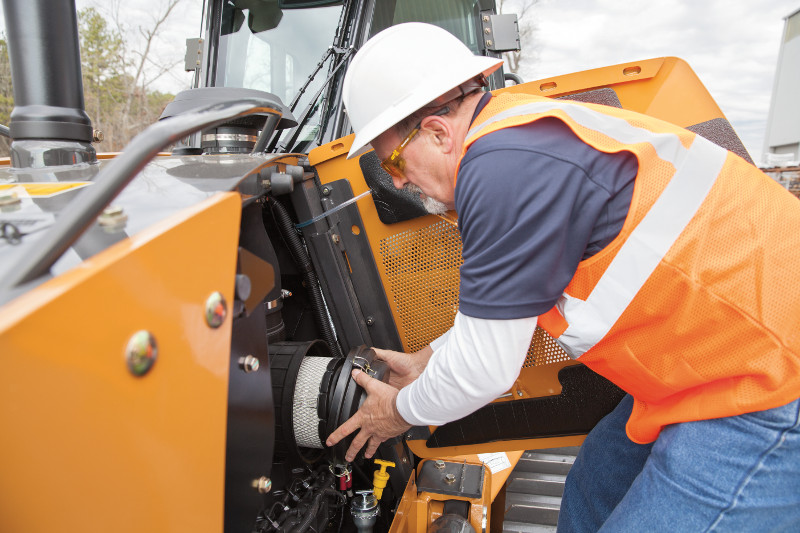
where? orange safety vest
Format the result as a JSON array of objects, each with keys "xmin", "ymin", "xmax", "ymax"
[{"xmin": 459, "ymin": 92, "xmax": 800, "ymax": 444}]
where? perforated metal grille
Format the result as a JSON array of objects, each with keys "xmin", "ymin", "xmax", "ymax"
[
  {"xmin": 292, "ymin": 356, "xmax": 333, "ymax": 449},
  {"xmin": 379, "ymin": 219, "xmax": 571, "ymax": 367},
  {"xmin": 379, "ymin": 220, "xmax": 462, "ymax": 352},
  {"xmin": 523, "ymin": 326, "xmax": 571, "ymax": 368}
]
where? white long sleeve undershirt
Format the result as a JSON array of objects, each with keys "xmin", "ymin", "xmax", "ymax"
[{"xmin": 396, "ymin": 312, "xmax": 538, "ymax": 426}]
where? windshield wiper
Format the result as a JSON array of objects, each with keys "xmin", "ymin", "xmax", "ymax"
[
  {"xmin": 288, "ymin": 46, "xmax": 344, "ymax": 114},
  {"xmin": 270, "ymin": 46, "xmax": 353, "ymax": 153}
]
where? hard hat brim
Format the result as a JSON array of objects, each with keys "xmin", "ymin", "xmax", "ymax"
[{"xmin": 346, "ymin": 55, "xmax": 503, "ymax": 159}]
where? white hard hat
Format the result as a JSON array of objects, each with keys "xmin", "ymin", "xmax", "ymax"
[{"xmin": 343, "ymin": 22, "xmax": 504, "ymax": 158}]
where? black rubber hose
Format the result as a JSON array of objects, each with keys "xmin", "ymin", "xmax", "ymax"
[
  {"xmin": 504, "ymin": 72, "xmax": 525, "ymax": 85},
  {"xmin": 323, "ymin": 488, "xmax": 347, "ymax": 508},
  {"xmin": 268, "ymin": 197, "xmax": 342, "ymax": 358},
  {"xmin": 310, "ymin": 468, "xmax": 333, "ymax": 490},
  {"xmin": 292, "ymin": 492, "xmax": 322, "ymax": 533},
  {"xmin": 282, "ymin": 514, "xmax": 301, "ymax": 532}
]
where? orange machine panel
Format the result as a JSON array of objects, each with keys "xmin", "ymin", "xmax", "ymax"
[
  {"xmin": 390, "ymin": 457, "xmax": 499, "ymax": 533},
  {"xmin": 0, "ymin": 192, "xmax": 242, "ymax": 532},
  {"xmin": 500, "ymin": 56, "xmax": 725, "ymax": 128}
]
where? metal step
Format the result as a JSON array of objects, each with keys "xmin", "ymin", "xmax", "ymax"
[{"xmin": 502, "ymin": 447, "xmax": 579, "ymax": 533}]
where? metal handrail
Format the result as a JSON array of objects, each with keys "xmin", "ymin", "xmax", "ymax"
[{"xmin": 2, "ymin": 97, "xmax": 281, "ymax": 291}]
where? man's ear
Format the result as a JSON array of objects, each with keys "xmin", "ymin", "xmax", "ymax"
[{"xmin": 421, "ymin": 117, "xmax": 454, "ymax": 154}]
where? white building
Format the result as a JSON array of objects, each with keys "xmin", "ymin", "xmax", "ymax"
[{"xmin": 764, "ymin": 7, "xmax": 800, "ymax": 166}]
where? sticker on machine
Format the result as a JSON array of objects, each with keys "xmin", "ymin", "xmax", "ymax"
[
  {"xmin": 0, "ymin": 181, "xmax": 92, "ymax": 198},
  {"xmin": 477, "ymin": 452, "xmax": 512, "ymax": 474}
]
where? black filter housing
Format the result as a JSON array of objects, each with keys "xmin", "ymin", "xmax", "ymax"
[
  {"xmin": 160, "ymin": 87, "xmax": 297, "ymax": 154},
  {"xmin": 270, "ymin": 343, "xmax": 390, "ymax": 466}
]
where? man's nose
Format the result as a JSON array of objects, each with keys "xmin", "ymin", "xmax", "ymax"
[{"xmin": 392, "ymin": 175, "xmax": 407, "ymax": 189}]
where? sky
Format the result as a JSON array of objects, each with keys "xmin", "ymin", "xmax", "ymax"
[
  {"xmin": 511, "ymin": 0, "xmax": 799, "ymax": 164},
  {"xmin": 1, "ymin": 0, "xmax": 797, "ymax": 164},
  {"xmin": 0, "ymin": 0, "xmax": 205, "ymax": 96}
]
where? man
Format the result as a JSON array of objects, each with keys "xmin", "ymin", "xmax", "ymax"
[{"xmin": 326, "ymin": 22, "xmax": 800, "ymax": 532}]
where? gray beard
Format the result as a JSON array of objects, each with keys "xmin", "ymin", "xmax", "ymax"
[{"xmin": 405, "ymin": 184, "xmax": 449, "ymax": 215}]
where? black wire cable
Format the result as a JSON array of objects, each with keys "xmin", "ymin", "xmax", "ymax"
[{"xmin": 267, "ymin": 197, "xmax": 342, "ymax": 358}]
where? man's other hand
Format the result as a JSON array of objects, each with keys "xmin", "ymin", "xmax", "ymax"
[
  {"xmin": 373, "ymin": 346, "xmax": 432, "ymax": 389},
  {"xmin": 326, "ymin": 369, "xmax": 412, "ymax": 462}
]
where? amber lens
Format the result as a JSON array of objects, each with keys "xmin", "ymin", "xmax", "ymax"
[{"xmin": 380, "ymin": 153, "xmax": 405, "ymax": 178}]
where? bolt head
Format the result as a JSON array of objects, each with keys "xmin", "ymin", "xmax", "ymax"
[
  {"xmin": 365, "ymin": 316, "xmax": 375, "ymax": 326},
  {"xmin": 444, "ymin": 473, "xmax": 456, "ymax": 484},
  {"xmin": 434, "ymin": 460, "xmax": 445, "ymax": 470},
  {"xmin": 102, "ymin": 205, "xmax": 124, "ymax": 217},
  {"xmin": 235, "ymin": 274, "xmax": 252, "ymax": 301},
  {"xmin": 205, "ymin": 292, "xmax": 228, "ymax": 328},
  {"xmin": 239, "ymin": 355, "xmax": 260, "ymax": 373},
  {"xmin": 98, "ymin": 205, "xmax": 128, "ymax": 232},
  {"xmin": 331, "ymin": 234, "xmax": 341, "ymax": 244},
  {"xmin": 0, "ymin": 190, "xmax": 21, "ymax": 212},
  {"xmin": 253, "ymin": 476, "xmax": 272, "ymax": 494},
  {"xmin": 322, "ymin": 186, "xmax": 331, "ymax": 196},
  {"xmin": 0, "ymin": 190, "xmax": 20, "ymax": 205},
  {"xmin": 126, "ymin": 330, "xmax": 157, "ymax": 377}
]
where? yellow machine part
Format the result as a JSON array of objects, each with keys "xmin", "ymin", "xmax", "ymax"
[
  {"xmin": 388, "ymin": 456, "xmax": 513, "ymax": 533},
  {"xmin": 0, "ymin": 192, "xmax": 242, "ymax": 532},
  {"xmin": 308, "ymin": 56, "xmax": 731, "ymax": 457}
]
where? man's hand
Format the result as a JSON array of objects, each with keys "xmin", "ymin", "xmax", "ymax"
[
  {"xmin": 374, "ymin": 346, "xmax": 432, "ymax": 389},
  {"xmin": 326, "ymin": 369, "xmax": 412, "ymax": 462}
]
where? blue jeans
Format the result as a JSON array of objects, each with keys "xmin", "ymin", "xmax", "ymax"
[{"xmin": 557, "ymin": 394, "xmax": 800, "ymax": 532}]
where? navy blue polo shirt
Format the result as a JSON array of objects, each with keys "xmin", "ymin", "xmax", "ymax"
[{"xmin": 455, "ymin": 93, "xmax": 638, "ymax": 319}]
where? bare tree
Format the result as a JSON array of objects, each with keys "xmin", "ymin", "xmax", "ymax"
[
  {"xmin": 497, "ymin": 0, "xmax": 539, "ymax": 76},
  {"xmin": 0, "ymin": 36, "xmax": 12, "ymax": 157},
  {"xmin": 79, "ymin": 8, "xmax": 127, "ymax": 149},
  {"xmin": 78, "ymin": 1, "xmax": 183, "ymax": 151},
  {"xmin": 108, "ymin": 0, "xmax": 183, "ymax": 134}
]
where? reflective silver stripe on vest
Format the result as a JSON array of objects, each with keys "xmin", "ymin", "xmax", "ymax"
[
  {"xmin": 466, "ymin": 101, "xmax": 728, "ymax": 359},
  {"xmin": 466, "ymin": 100, "xmax": 690, "ymax": 166}
]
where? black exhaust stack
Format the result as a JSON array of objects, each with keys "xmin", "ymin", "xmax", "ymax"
[{"xmin": 2, "ymin": 0, "xmax": 96, "ymax": 168}]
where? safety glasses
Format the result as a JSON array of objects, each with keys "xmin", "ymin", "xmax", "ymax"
[{"xmin": 380, "ymin": 107, "xmax": 450, "ymax": 179}]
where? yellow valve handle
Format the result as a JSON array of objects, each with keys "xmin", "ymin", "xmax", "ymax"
[{"xmin": 372, "ymin": 459, "xmax": 395, "ymax": 500}]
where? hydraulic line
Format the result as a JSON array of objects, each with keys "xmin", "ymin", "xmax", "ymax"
[
  {"xmin": 292, "ymin": 492, "xmax": 321, "ymax": 533},
  {"xmin": 257, "ymin": 467, "xmax": 344, "ymax": 533},
  {"xmin": 268, "ymin": 197, "xmax": 342, "ymax": 358}
]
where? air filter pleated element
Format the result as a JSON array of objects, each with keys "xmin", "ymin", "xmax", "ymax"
[{"xmin": 293, "ymin": 356, "xmax": 333, "ymax": 449}]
